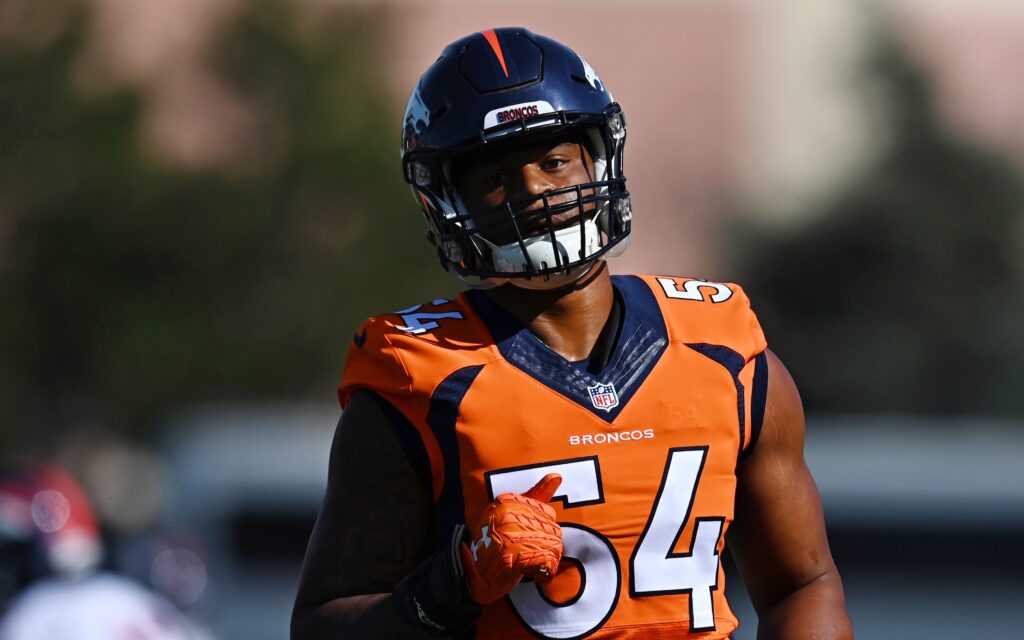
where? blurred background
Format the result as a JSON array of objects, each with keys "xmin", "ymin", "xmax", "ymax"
[{"xmin": 1, "ymin": 0, "xmax": 1022, "ymax": 637}]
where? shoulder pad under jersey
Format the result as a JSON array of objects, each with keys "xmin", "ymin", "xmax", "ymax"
[
  {"xmin": 634, "ymin": 275, "xmax": 767, "ymax": 362},
  {"xmin": 337, "ymin": 295, "xmax": 499, "ymax": 414}
]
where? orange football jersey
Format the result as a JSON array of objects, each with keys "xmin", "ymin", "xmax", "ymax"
[{"xmin": 338, "ymin": 274, "xmax": 768, "ymax": 639}]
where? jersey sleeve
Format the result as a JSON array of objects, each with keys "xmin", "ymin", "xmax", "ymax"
[
  {"xmin": 721, "ymin": 282, "xmax": 769, "ymax": 457},
  {"xmin": 338, "ymin": 315, "xmax": 413, "ymax": 409},
  {"xmin": 336, "ymin": 304, "xmax": 494, "ymax": 501},
  {"xmin": 641, "ymin": 275, "xmax": 767, "ymax": 358},
  {"xmin": 337, "ymin": 314, "xmax": 448, "ymax": 498},
  {"xmin": 639, "ymin": 275, "xmax": 770, "ymax": 457},
  {"xmin": 708, "ymin": 280, "xmax": 767, "ymax": 358},
  {"xmin": 730, "ymin": 281, "xmax": 768, "ymax": 357}
]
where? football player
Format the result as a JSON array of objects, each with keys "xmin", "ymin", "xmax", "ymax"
[
  {"xmin": 292, "ymin": 27, "xmax": 852, "ymax": 639},
  {"xmin": 0, "ymin": 462, "xmax": 200, "ymax": 639}
]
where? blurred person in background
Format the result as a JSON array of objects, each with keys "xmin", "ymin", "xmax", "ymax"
[
  {"xmin": 293, "ymin": 28, "xmax": 851, "ymax": 639},
  {"xmin": 0, "ymin": 461, "xmax": 201, "ymax": 640}
]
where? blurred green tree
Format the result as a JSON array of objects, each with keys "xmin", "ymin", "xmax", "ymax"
[
  {"xmin": 730, "ymin": 36, "xmax": 1024, "ymax": 417},
  {"xmin": 0, "ymin": 0, "xmax": 453, "ymax": 447}
]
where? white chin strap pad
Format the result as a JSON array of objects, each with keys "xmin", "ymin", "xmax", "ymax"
[{"xmin": 484, "ymin": 218, "xmax": 602, "ymax": 274}]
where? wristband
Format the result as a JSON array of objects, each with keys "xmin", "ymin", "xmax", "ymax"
[{"xmin": 391, "ymin": 524, "xmax": 482, "ymax": 637}]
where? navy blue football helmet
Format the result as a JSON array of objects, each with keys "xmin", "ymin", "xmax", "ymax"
[{"xmin": 401, "ymin": 27, "xmax": 631, "ymax": 287}]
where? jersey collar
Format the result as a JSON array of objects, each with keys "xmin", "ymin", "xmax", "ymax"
[{"xmin": 463, "ymin": 275, "xmax": 668, "ymax": 422}]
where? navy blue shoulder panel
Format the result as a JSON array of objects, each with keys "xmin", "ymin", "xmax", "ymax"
[
  {"xmin": 426, "ymin": 365, "xmax": 484, "ymax": 552},
  {"xmin": 612, "ymin": 274, "xmax": 667, "ymax": 338},
  {"xmin": 746, "ymin": 350, "xmax": 769, "ymax": 457},
  {"xmin": 686, "ymin": 343, "xmax": 748, "ymax": 456},
  {"xmin": 360, "ymin": 390, "xmax": 432, "ymax": 494},
  {"xmin": 686, "ymin": 344, "xmax": 746, "ymax": 377},
  {"xmin": 464, "ymin": 276, "xmax": 667, "ymax": 423},
  {"xmin": 463, "ymin": 288, "xmax": 522, "ymax": 347}
]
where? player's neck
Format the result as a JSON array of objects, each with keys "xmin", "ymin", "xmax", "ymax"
[{"xmin": 484, "ymin": 261, "xmax": 615, "ymax": 362}]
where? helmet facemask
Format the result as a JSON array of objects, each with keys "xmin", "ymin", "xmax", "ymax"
[{"xmin": 406, "ymin": 109, "xmax": 631, "ymax": 288}]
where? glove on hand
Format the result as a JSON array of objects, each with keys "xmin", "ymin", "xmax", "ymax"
[{"xmin": 460, "ymin": 473, "xmax": 563, "ymax": 604}]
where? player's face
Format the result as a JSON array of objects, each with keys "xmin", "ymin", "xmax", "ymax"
[{"xmin": 452, "ymin": 137, "xmax": 597, "ymax": 246}]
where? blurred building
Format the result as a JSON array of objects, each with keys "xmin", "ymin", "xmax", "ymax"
[
  {"xmin": 72, "ymin": 0, "xmax": 1024, "ymax": 276},
  {"xmin": 162, "ymin": 405, "xmax": 335, "ymax": 639}
]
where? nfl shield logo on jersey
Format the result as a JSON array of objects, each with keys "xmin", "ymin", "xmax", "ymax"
[{"xmin": 588, "ymin": 382, "xmax": 619, "ymax": 412}]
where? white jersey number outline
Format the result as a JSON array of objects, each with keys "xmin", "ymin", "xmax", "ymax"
[
  {"xmin": 657, "ymin": 277, "xmax": 734, "ymax": 303},
  {"xmin": 393, "ymin": 299, "xmax": 463, "ymax": 335},
  {"xmin": 484, "ymin": 447, "xmax": 722, "ymax": 638}
]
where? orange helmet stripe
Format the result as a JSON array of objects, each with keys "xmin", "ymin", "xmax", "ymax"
[{"xmin": 481, "ymin": 29, "xmax": 509, "ymax": 78}]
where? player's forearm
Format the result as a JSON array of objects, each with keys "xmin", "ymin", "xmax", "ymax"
[
  {"xmin": 291, "ymin": 593, "xmax": 434, "ymax": 640},
  {"xmin": 293, "ymin": 525, "xmax": 483, "ymax": 640},
  {"xmin": 755, "ymin": 570, "xmax": 853, "ymax": 640}
]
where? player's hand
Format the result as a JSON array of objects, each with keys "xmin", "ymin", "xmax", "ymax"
[{"xmin": 459, "ymin": 473, "xmax": 563, "ymax": 604}]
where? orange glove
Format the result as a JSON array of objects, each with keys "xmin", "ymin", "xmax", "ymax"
[{"xmin": 460, "ymin": 473, "xmax": 563, "ymax": 604}]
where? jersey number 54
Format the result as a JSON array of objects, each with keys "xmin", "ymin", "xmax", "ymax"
[{"xmin": 484, "ymin": 447, "xmax": 723, "ymax": 638}]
